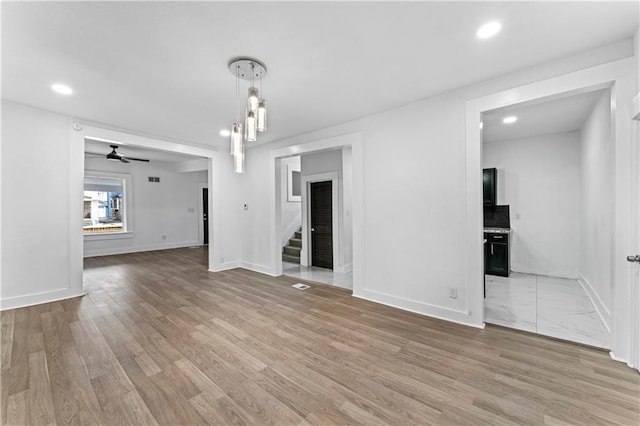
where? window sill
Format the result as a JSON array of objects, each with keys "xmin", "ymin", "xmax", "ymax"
[{"xmin": 84, "ymin": 231, "xmax": 133, "ymax": 241}]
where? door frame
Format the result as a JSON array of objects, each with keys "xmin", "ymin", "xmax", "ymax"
[
  {"xmin": 70, "ymin": 125, "xmax": 216, "ymax": 300},
  {"xmin": 300, "ymin": 173, "xmax": 339, "ymax": 269},
  {"xmin": 465, "ymin": 57, "xmax": 636, "ymax": 366},
  {"xmin": 268, "ymin": 132, "xmax": 363, "ymax": 292},
  {"xmin": 197, "ymin": 183, "xmax": 209, "ymax": 245},
  {"xmin": 629, "ymin": 92, "xmax": 640, "ymax": 371}
]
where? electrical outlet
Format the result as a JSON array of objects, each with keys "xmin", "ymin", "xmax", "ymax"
[
  {"xmin": 515, "ymin": 213, "xmax": 521, "ymax": 219},
  {"xmin": 449, "ymin": 288, "xmax": 458, "ymax": 299}
]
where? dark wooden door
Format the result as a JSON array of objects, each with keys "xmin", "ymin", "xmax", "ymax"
[
  {"xmin": 310, "ymin": 181, "xmax": 333, "ymax": 269},
  {"xmin": 203, "ymin": 188, "xmax": 209, "ymax": 245}
]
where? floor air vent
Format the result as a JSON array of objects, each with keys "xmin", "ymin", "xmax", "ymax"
[{"xmin": 292, "ymin": 283, "xmax": 310, "ymax": 290}]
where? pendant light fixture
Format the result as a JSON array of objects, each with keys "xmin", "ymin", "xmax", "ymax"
[{"xmin": 228, "ymin": 58, "xmax": 268, "ymax": 173}]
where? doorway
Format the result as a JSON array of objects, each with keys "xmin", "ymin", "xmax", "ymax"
[
  {"xmin": 480, "ymin": 88, "xmax": 611, "ymax": 348},
  {"xmin": 465, "ymin": 58, "xmax": 639, "ymax": 368},
  {"xmin": 202, "ymin": 187, "xmax": 209, "ymax": 245},
  {"xmin": 271, "ymin": 134, "xmax": 361, "ymax": 291},
  {"xmin": 310, "ymin": 180, "xmax": 333, "ymax": 269}
]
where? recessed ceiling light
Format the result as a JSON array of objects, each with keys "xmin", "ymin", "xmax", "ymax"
[
  {"xmin": 219, "ymin": 129, "xmax": 231, "ymax": 137},
  {"xmin": 502, "ymin": 116, "xmax": 517, "ymax": 124},
  {"xmin": 477, "ymin": 21, "xmax": 501, "ymax": 39},
  {"xmin": 51, "ymin": 83, "xmax": 73, "ymax": 95}
]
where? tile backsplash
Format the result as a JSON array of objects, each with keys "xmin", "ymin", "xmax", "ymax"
[{"xmin": 484, "ymin": 205, "xmax": 510, "ymax": 228}]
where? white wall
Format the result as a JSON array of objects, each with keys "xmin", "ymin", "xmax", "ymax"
[
  {"xmin": 83, "ymin": 158, "xmax": 207, "ymax": 257},
  {"xmin": 635, "ymin": 28, "xmax": 640, "ymax": 93},
  {"xmin": 0, "ymin": 39, "xmax": 634, "ymax": 333},
  {"xmin": 238, "ymin": 41, "xmax": 634, "ymax": 327},
  {"xmin": 1, "ymin": 101, "xmax": 82, "ymax": 309},
  {"xmin": 579, "ymin": 89, "xmax": 613, "ymax": 327},
  {"xmin": 280, "ymin": 156, "xmax": 301, "ymax": 247},
  {"xmin": 483, "ymin": 133, "xmax": 581, "ymax": 279}
]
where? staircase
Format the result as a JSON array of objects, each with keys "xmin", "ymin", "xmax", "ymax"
[{"xmin": 282, "ymin": 229, "xmax": 302, "ymax": 264}]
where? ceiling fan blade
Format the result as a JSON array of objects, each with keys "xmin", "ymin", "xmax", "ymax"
[
  {"xmin": 120, "ymin": 158, "xmax": 130, "ymax": 164},
  {"xmin": 123, "ymin": 157, "xmax": 150, "ymax": 163}
]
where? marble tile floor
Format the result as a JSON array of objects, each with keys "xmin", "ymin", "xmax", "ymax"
[
  {"xmin": 484, "ymin": 272, "xmax": 609, "ymax": 348},
  {"xmin": 282, "ymin": 261, "xmax": 353, "ymax": 290}
]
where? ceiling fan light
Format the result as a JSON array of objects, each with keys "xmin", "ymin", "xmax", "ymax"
[
  {"xmin": 257, "ymin": 99, "xmax": 267, "ymax": 132},
  {"xmin": 247, "ymin": 87, "xmax": 260, "ymax": 113},
  {"xmin": 245, "ymin": 108, "xmax": 257, "ymax": 142}
]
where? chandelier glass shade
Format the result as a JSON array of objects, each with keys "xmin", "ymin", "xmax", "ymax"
[
  {"xmin": 257, "ymin": 100, "xmax": 267, "ymax": 132},
  {"xmin": 228, "ymin": 58, "xmax": 267, "ymax": 173}
]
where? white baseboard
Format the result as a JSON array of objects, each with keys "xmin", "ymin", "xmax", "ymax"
[
  {"xmin": 84, "ymin": 240, "xmax": 201, "ymax": 258},
  {"xmin": 577, "ymin": 273, "xmax": 611, "ymax": 333},
  {"xmin": 0, "ymin": 288, "xmax": 85, "ymax": 311},
  {"xmin": 353, "ymin": 288, "xmax": 483, "ymax": 329},
  {"xmin": 334, "ymin": 263, "xmax": 353, "ymax": 273},
  {"xmin": 209, "ymin": 260, "xmax": 241, "ymax": 272},
  {"xmin": 511, "ymin": 267, "xmax": 577, "ymax": 280},
  {"xmin": 240, "ymin": 262, "xmax": 277, "ymax": 276}
]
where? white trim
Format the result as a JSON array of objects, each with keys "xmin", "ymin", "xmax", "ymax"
[
  {"xmin": 268, "ymin": 132, "xmax": 364, "ymax": 300},
  {"xmin": 240, "ymin": 262, "xmax": 277, "ymax": 276},
  {"xmin": 197, "ymin": 183, "xmax": 209, "ymax": 245},
  {"xmin": 465, "ymin": 57, "xmax": 636, "ymax": 364},
  {"xmin": 84, "ymin": 232, "xmax": 134, "ymax": 241},
  {"xmin": 353, "ymin": 291, "xmax": 485, "ymax": 329},
  {"xmin": 84, "ymin": 169, "xmax": 133, "ymax": 234},
  {"xmin": 209, "ymin": 260, "xmax": 241, "ymax": 272},
  {"xmin": 577, "ymin": 273, "xmax": 611, "ymax": 333},
  {"xmin": 335, "ymin": 263, "xmax": 353, "ymax": 273},
  {"xmin": 0, "ymin": 288, "xmax": 85, "ymax": 311},
  {"xmin": 301, "ymin": 172, "xmax": 339, "ymax": 270},
  {"xmin": 83, "ymin": 240, "xmax": 201, "ymax": 258}
]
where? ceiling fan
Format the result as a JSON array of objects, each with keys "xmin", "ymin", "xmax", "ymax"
[{"xmin": 106, "ymin": 145, "xmax": 149, "ymax": 163}]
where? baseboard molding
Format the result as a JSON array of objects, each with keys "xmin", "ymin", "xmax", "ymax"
[
  {"xmin": 0, "ymin": 288, "xmax": 85, "ymax": 311},
  {"xmin": 84, "ymin": 240, "xmax": 201, "ymax": 258},
  {"xmin": 353, "ymin": 288, "xmax": 483, "ymax": 329},
  {"xmin": 240, "ymin": 262, "xmax": 277, "ymax": 277},
  {"xmin": 334, "ymin": 263, "xmax": 353, "ymax": 273},
  {"xmin": 577, "ymin": 273, "xmax": 611, "ymax": 333},
  {"xmin": 209, "ymin": 260, "xmax": 241, "ymax": 272},
  {"xmin": 510, "ymin": 267, "xmax": 577, "ymax": 280}
]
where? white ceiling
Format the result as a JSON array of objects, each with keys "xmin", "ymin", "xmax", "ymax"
[
  {"xmin": 2, "ymin": 2, "xmax": 638, "ymax": 149},
  {"xmin": 482, "ymin": 89, "xmax": 606, "ymax": 143},
  {"xmin": 85, "ymin": 138, "xmax": 204, "ymax": 164}
]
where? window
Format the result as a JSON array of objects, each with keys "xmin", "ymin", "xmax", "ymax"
[{"xmin": 83, "ymin": 175, "xmax": 126, "ymax": 234}]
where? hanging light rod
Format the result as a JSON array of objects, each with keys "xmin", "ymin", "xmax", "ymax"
[{"xmin": 228, "ymin": 58, "xmax": 267, "ymax": 81}]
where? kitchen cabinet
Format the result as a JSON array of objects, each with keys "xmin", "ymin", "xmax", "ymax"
[
  {"xmin": 483, "ymin": 168, "xmax": 497, "ymax": 206},
  {"xmin": 485, "ymin": 232, "xmax": 510, "ymax": 277}
]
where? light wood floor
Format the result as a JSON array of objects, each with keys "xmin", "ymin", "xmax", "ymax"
[{"xmin": 1, "ymin": 247, "xmax": 638, "ymax": 425}]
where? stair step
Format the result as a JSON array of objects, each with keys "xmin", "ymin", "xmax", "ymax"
[
  {"xmin": 289, "ymin": 238, "xmax": 302, "ymax": 248},
  {"xmin": 294, "ymin": 231, "xmax": 302, "ymax": 239},
  {"xmin": 282, "ymin": 253, "xmax": 300, "ymax": 263},
  {"xmin": 283, "ymin": 245, "xmax": 301, "ymax": 256}
]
